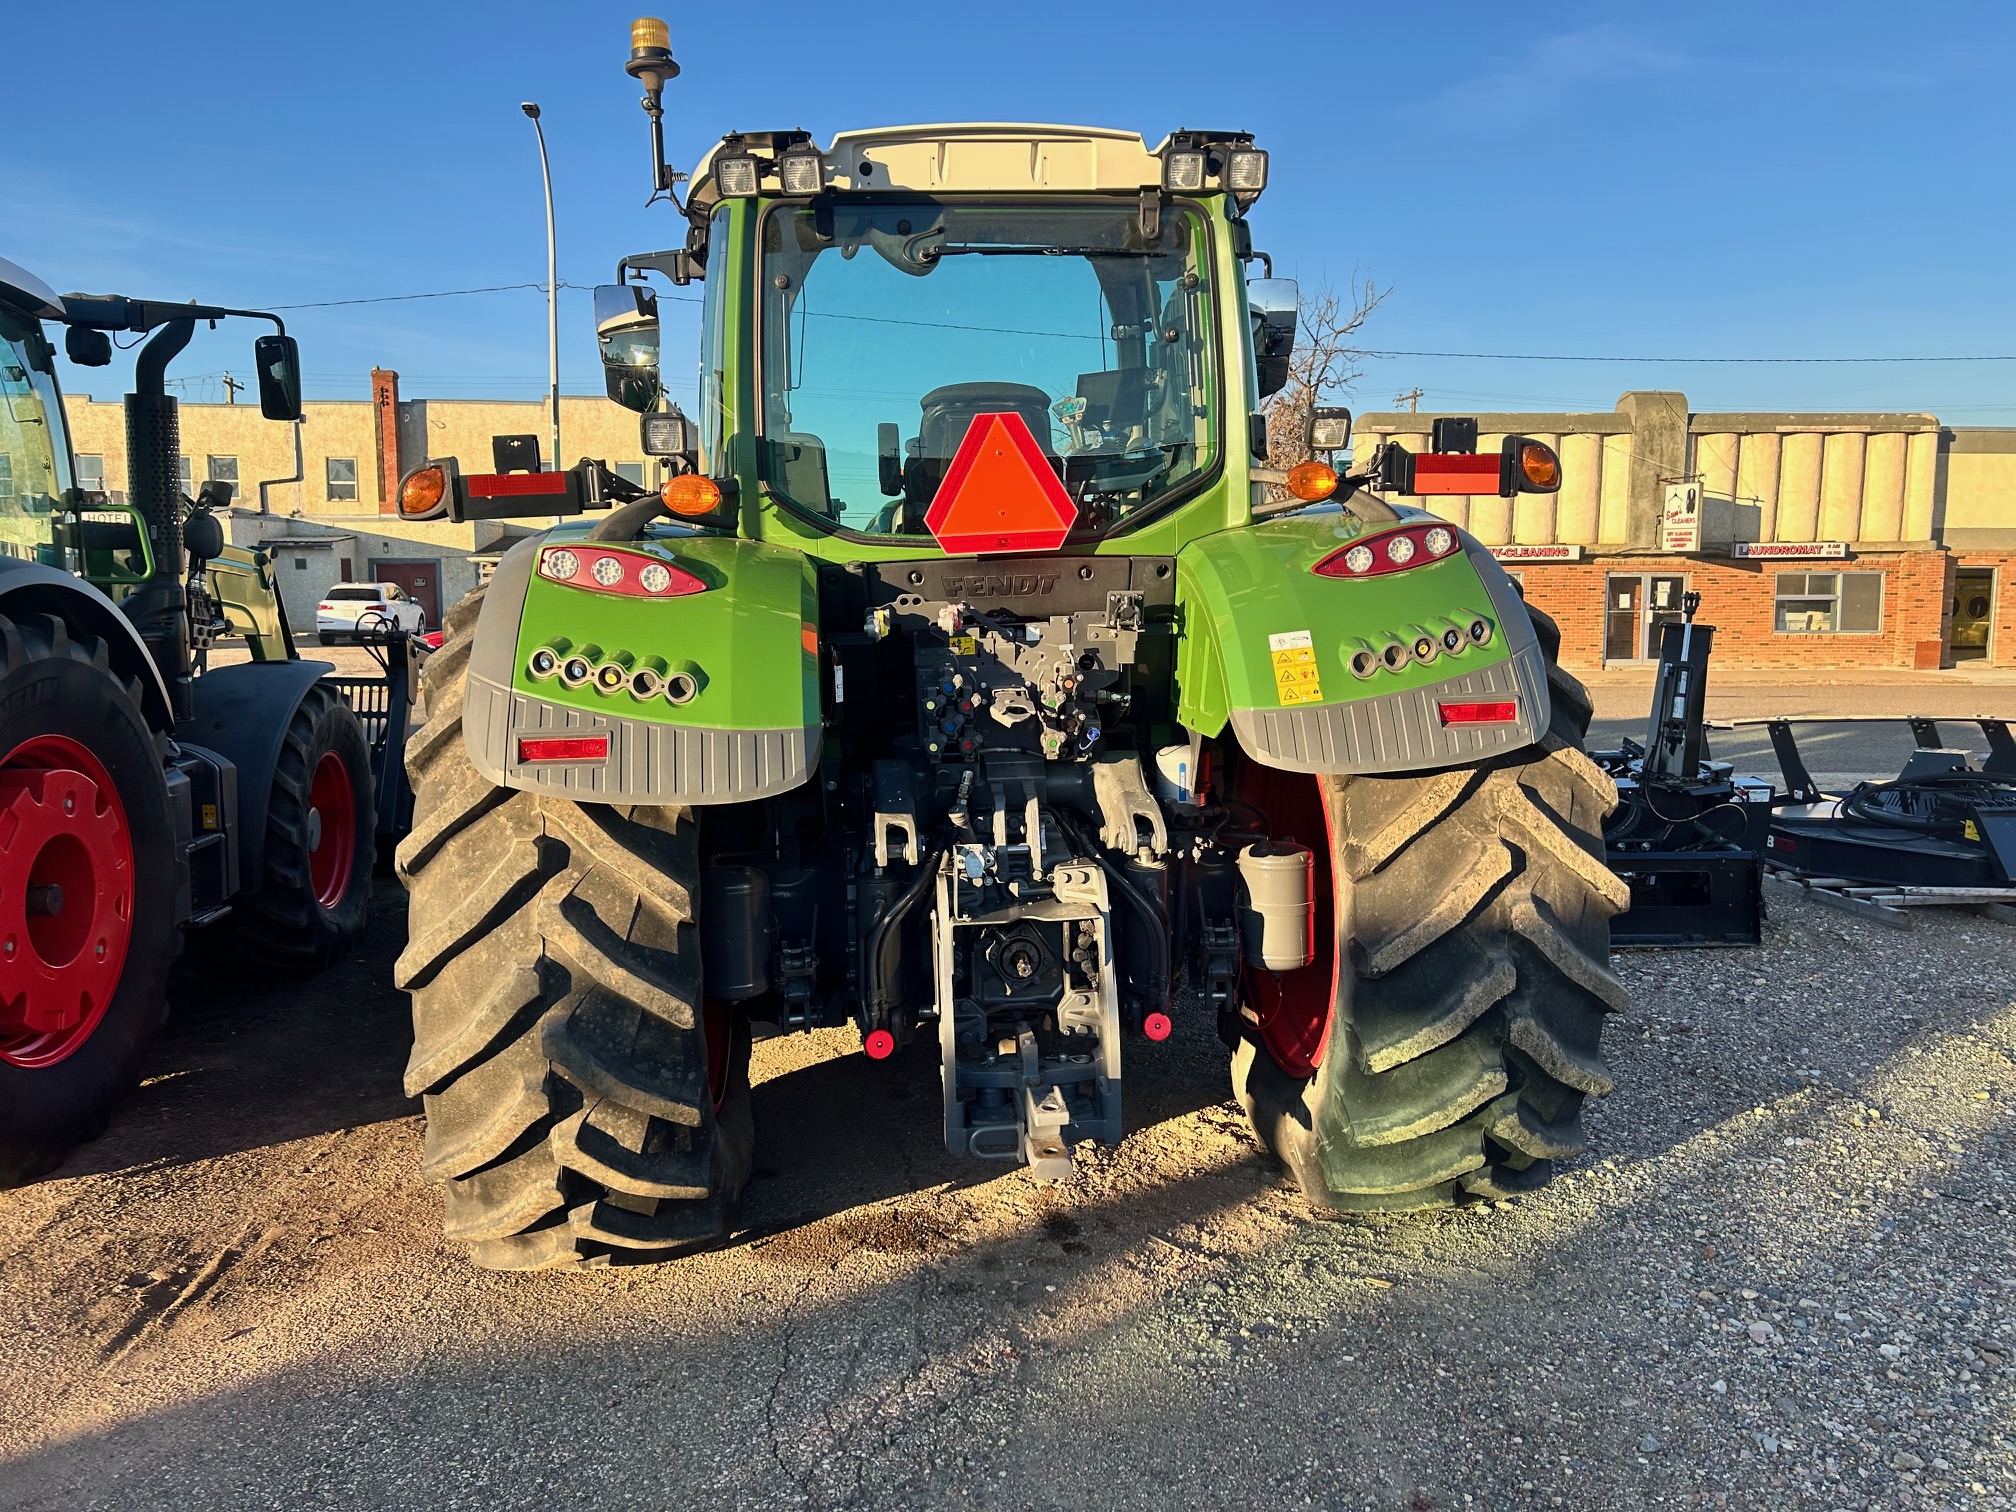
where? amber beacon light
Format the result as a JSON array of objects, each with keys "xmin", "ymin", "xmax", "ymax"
[
  {"xmin": 1284, "ymin": 461, "xmax": 1340, "ymax": 502},
  {"xmin": 661, "ymin": 474, "xmax": 723, "ymax": 516}
]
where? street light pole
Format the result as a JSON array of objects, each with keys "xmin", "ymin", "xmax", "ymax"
[{"xmin": 521, "ymin": 102, "xmax": 560, "ymax": 474}]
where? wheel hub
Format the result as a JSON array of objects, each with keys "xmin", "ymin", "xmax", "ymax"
[
  {"xmin": 0, "ymin": 739, "xmax": 134, "ymax": 1069},
  {"xmin": 306, "ymin": 749, "xmax": 356, "ymax": 911}
]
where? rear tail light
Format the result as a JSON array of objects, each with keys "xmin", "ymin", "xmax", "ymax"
[
  {"xmin": 517, "ymin": 735, "xmax": 609, "ymax": 763},
  {"xmin": 539, "ymin": 545, "xmax": 707, "ymax": 598},
  {"xmin": 1437, "ymin": 701, "xmax": 1518, "ymax": 727},
  {"xmin": 1313, "ymin": 524, "xmax": 1463, "ymax": 578}
]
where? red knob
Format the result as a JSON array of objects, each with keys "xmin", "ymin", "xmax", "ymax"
[
  {"xmin": 1143, "ymin": 1012, "xmax": 1173, "ymax": 1042},
  {"xmin": 864, "ymin": 1028, "xmax": 897, "ymax": 1060}
]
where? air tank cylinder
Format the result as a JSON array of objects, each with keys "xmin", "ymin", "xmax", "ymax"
[{"xmin": 1236, "ymin": 842, "xmax": 1315, "ymax": 972}]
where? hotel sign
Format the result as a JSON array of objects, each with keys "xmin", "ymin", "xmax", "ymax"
[
  {"xmin": 1731, "ymin": 541, "xmax": 1849, "ymax": 560},
  {"xmin": 1489, "ymin": 544, "xmax": 1585, "ymax": 563}
]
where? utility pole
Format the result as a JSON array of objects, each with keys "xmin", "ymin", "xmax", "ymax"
[
  {"xmin": 1394, "ymin": 386, "xmax": 1425, "ymax": 413},
  {"xmin": 221, "ymin": 372, "xmax": 244, "ymax": 405},
  {"xmin": 522, "ymin": 102, "xmax": 560, "ymax": 476}
]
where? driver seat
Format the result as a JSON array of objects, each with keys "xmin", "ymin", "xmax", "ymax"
[{"xmin": 901, "ymin": 382, "xmax": 1058, "ymax": 531}]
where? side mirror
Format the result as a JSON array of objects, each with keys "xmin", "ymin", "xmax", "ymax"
[
  {"xmin": 1247, "ymin": 277, "xmax": 1298, "ymax": 400},
  {"xmin": 255, "ymin": 333, "xmax": 303, "ymax": 421},
  {"xmin": 877, "ymin": 422, "xmax": 903, "ymax": 496},
  {"xmin": 65, "ymin": 327, "xmax": 112, "ymax": 367},
  {"xmin": 595, "ymin": 283, "xmax": 661, "ymax": 413},
  {"xmin": 1309, "ymin": 406, "xmax": 1352, "ymax": 455}
]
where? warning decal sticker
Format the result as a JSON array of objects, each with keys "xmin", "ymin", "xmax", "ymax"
[{"xmin": 1268, "ymin": 629, "xmax": 1324, "ymax": 706}]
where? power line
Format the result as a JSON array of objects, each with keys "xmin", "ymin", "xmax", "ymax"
[
  {"xmin": 1363, "ymin": 348, "xmax": 2016, "ymax": 365},
  {"xmin": 268, "ymin": 281, "xmax": 702, "ymax": 310}
]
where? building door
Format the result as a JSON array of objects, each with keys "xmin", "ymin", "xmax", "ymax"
[
  {"xmin": 369, "ymin": 558, "xmax": 442, "ymax": 629},
  {"xmin": 1950, "ymin": 568, "xmax": 1995, "ymax": 662},
  {"xmin": 1604, "ymin": 573, "xmax": 1689, "ymax": 661}
]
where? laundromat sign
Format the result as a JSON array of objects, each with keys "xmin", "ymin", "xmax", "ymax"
[{"xmin": 1731, "ymin": 541, "xmax": 1849, "ymax": 560}]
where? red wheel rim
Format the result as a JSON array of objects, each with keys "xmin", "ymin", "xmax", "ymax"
[
  {"xmin": 307, "ymin": 750, "xmax": 356, "ymax": 910},
  {"xmin": 0, "ymin": 735, "xmax": 136, "ymax": 1069},
  {"xmin": 1224, "ymin": 756, "xmax": 1340, "ymax": 1081}
]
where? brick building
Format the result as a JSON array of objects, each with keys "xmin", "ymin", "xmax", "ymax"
[
  {"xmin": 1360, "ymin": 393, "xmax": 2016, "ymax": 671},
  {"xmin": 62, "ymin": 372, "xmax": 664, "ymax": 631}
]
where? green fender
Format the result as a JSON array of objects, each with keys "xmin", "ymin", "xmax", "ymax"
[
  {"xmin": 1173, "ymin": 509, "xmax": 1549, "ymax": 774},
  {"xmin": 462, "ymin": 524, "xmax": 823, "ymax": 804}
]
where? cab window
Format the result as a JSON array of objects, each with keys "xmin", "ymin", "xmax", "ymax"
[{"xmin": 0, "ymin": 308, "xmax": 74, "ymax": 566}]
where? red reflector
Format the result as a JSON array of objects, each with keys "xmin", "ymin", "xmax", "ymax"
[
  {"xmin": 517, "ymin": 735, "xmax": 609, "ymax": 763},
  {"xmin": 468, "ymin": 472, "xmax": 569, "ymax": 497},
  {"xmin": 1411, "ymin": 453, "xmax": 1501, "ymax": 496},
  {"xmin": 863, "ymin": 1028, "xmax": 896, "ymax": 1061},
  {"xmin": 924, "ymin": 412, "xmax": 1078, "ymax": 555},
  {"xmin": 1437, "ymin": 700, "xmax": 1518, "ymax": 727}
]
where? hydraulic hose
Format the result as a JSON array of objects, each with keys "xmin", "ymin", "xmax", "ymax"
[{"xmin": 865, "ymin": 846, "xmax": 945, "ymax": 1017}]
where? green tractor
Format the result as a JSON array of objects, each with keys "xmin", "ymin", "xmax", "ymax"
[
  {"xmin": 392, "ymin": 19, "xmax": 1628, "ymax": 1269},
  {"xmin": 0, "ymin": 259, "xmax": 381, "ymax": 1183}
]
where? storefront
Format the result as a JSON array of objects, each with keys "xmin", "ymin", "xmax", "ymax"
[{"xmin": 1355, "ymin": 398, "xmax": 2016, "ymax": 672}]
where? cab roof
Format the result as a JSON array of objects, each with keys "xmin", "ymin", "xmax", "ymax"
[
  {"xmin": 0, "ymin": 255, "xmax": 65, "ymax": 320},
  {"xmin": 689, "ymin": 123, "xmax": 1202, "ymax": 206}
]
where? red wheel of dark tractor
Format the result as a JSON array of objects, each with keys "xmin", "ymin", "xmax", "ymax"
[
  {"xmin": 0, "ymin": 734, "xmax": 136, "ymax": 1070},
  {"xmin": 307, "ymin": 748, "xmax": 357, "ymax": 910},
  {"xmin": 0, "ymin": 613, "xmax": 179, "ymax": 1187},
  {"xmin": 228, "ymin": 683, "xmax": 375, "ymax": 973}
]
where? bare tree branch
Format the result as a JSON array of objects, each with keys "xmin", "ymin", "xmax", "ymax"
[{"xmin": 1264, "ymin": 273, "xmax": 1391, "ymax": 469}]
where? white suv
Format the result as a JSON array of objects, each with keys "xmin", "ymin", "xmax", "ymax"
[{"xmin": 315, "ymin": 583, "xmax": 427, "ymax": 643}]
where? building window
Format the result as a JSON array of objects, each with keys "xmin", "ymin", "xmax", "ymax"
[
  {"xmin": 76, "ymin": 454, "xmax": 104, "ymax": 492},
  {"xmin": 295, "ymin": 557, "xmax": 309, "ymax": 570},
  {"xmin": 1774, "ymin": 572, "xmax": 1883, "ymax": 634},
  {"xmin": 177, "ymin": 456, "xmax": 192, "ymax": 494},
  {"xmin": 326, "ymin": 457, "xmax": 358, "ymax": 502},
  {"xmin": 207, "ymin": 455, "xmax": 239, "ymax": 487},
  {"xmin": 0, "ymin": 455, "xmax": 13, "ymax": 501},
  {"xmin": 613, "ymin": 461, "xmax": 645, "ymax": 486}
]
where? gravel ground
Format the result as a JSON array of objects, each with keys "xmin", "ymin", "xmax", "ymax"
[{"xmin": 1, "ymin": 879, "xmax": 2012, "ymax": 1511}]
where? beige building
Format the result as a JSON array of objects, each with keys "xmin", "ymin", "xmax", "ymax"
[
  {"xmin": 62, "ymin": 372, "xmax": 664, "ymax": 630},
  {"xmin": 1359, "ymin": 394, "xmax": 2016, "ymax": 670}
]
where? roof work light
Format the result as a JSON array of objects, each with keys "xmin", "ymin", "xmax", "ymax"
[
  {"xmin": 714, "ymin": 152, "xmax": 760, "ymax": 197},
  {"xmin": 778, "ymin": 145, "xmax": 824, "ymax": 195}
]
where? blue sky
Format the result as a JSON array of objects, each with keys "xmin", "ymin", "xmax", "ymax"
[{"xmin": 11, "ymin": 1, "xmax": 2015, "ymax": 422}]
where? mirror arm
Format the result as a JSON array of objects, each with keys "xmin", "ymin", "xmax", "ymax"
[{"xmin": 1251, "ymin": 479, "xmax": 1401, "ymax": 524}]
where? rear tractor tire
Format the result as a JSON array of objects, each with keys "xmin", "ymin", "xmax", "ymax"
[
  {"xmin": 1232, "ymin": 618, "xmax": 1628, "ymax": 1209},
  {"xmin": 395, "ymin": 585, "xmax": 753, "ymax": 1270},
  {"xmin": 0, "ymin": 612, "xmax": 179, "ymax": 1186},
  {"xmin": 228, "ymin": 683, "xmax": 375, "ymax": 973}
]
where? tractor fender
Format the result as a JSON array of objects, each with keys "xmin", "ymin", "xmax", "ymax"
[
  {"xmin": 460, "ymin": 532, "xmax": 822, "ymax": 805},
  {"xmin": 0, "ymin": 558, "xmax": 175, "ymax": 732},
  {"xmin": 1174, "ymin": 514, "xmax": 1548, "ymax": 775},
  {"xmin": 177, "ymin": 658, "xmax": 334, "ymax": 886}
]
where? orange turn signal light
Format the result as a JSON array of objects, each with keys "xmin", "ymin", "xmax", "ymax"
[
  {"xmin": 1518, "ymin": 442, "xmax": 1560, "ymax": 491},
  {"xmin": 399, "ymin": 466, "xmax": 446, "ymax": 518},
  {"xmin": 1285, "ymin": 461, "xmax": 1340, "ymax": 502},
  {"xmin": 661, "ymin": 474, "xmax": 723, "ymax": 516}
]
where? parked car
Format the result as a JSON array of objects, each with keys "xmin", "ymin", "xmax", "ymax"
[{"xmin": 315, "ymin": 583, "xmax": 426, "ymax": 644}]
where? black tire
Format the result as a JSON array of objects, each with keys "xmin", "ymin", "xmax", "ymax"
[
  {"xmin": 317, "ymin": 632, "xmax": 334, "ymax": 647},
  {"xmin": 228, "ymin": 683, "xmax": 375, "ymax": 972},
  {"xmin": 396, "ymin": 586, "xmax": 753, "ymax": 1270},
  {"xmin": 1234, "ymin": 614, "xmax": 1628, "ymax": 1208},
  {"xmin": 0, "ymin": 612, "xmax": 179, "ymax": 1186}
]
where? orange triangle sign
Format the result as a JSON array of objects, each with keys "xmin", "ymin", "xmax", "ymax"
[{"xmin": 923, "ymin": 412, "xmax": 1078, "ymax": 555}]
